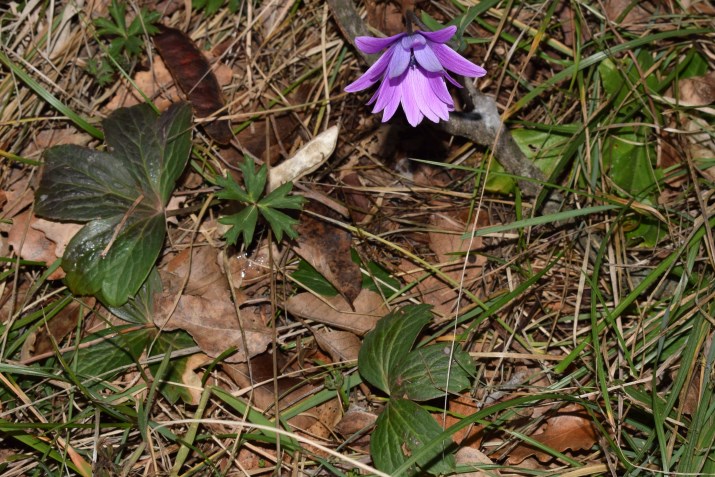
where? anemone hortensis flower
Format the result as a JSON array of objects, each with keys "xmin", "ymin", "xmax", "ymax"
[{"xmin": 345, "ymin": 25, "xmax": 487, "ymax": 127}]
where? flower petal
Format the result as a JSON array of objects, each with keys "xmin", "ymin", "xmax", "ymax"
[
  {"xmin": 355, "ymin": 33, "xmax": 405, "ymax": 54},
  {"xmin": 426, "ymin": 72, "xmax": 453, "ymax": 106},
  {"xmin": 413, "ymin": 42, "xmax": 442, "ymax": 73},
  {"xmin": 387, "ymin": 39, "xmax": 412, "ymax": 78},
  {"xmin": 380, "ymin": 77, "xmax": 403, "ymax": 122},
  {"xmin": 431, "ymin": 43, "xmax": 487, "ymax": 78},
  {"xmin": 412, "ymin": 68, "xmax": 441, "ymax": 123},
  {"xmin": 400, "ymin": 67, "xmax": 426, "ymax": 126},
  {"xmin": 344, "ymin": 46, "xmax": 394, "ymax": 92},
  {"xmin": 418, "ymin": 26, "xmax": 457, "ymax": 44}
]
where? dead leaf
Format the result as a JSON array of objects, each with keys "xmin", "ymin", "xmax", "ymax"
[
  {"xmin": 285, "ymin": 289, "xmax": 386, "ymax": 335},
  {"xmin": 334, "ymin": 407, "xmax": 377, "ymax": 436},
  {"xmin": 314, "ymin": 330, "xmax": 361, "ymax": 363},
  {"xmin": 678, "ymin": 71, "xmax": 715, "ymax": 106},
  {"xmin": 154, "ymin": 246, "xmax": 272, "ymax": 362},
  {"xmin": 180, "ymin": 353, "xmax": 210, "ymax": 405},
  {"xmin": 294, "ymin": 201, "xmax": 361, "ymax": 305},
  {"xmin": 21, "ymin": 297, "xmax": 95, "ymax": 359},
  {"xmin": 7, "ymin": 211, "xmax": 82, "ymax": 280},
  {"xmin": 454, "ymin": 447, "xmax": 500, "ymax": 477},
  {"xmin": 604, "ymin": 0, "xmax": 655, "ymax": 28},
  {"xmin": 505, "ymin": 404, "xmax": 598, "ymax": 465},
  {"xmin": 429, "ymin": 211, "xmax": 487, "ymax": 281},
  {"xmin": 267, "ymin": 125, "xmax": 338, "ymax": 191},
  {"xmin": 153, "ymin": 25, "xmax": 232, "ymax": 144},
  {"xmin": 434, "ymin": 395, "xmax": 483, "ymax": 448}
]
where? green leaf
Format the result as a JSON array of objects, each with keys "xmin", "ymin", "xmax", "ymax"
[
  {"xmin": 358, "ymin": 305, "xmax": 433, "ymax": 395},
  {"xmin": 107, "ymin": 267, "xmax": 161, "ymax": 323},
  {"xmin": 35, "ymin": 102, "xmax": 193, "ymax": 306},
  {"xmin": 371, "ymin": 399, "xmax": 455, "ymax": 475},
  {"xmin": 240, "ymin": 157, "xmax": 267, "ymax": 201},
  {"xmin": 290, "ymin": 259, "xmax": 339, "ymax": 296},
  {"xmin": 219, "ymin": 205, "xmax": 259, "ymax": 246},
  {"xmin": 35, "ymin": 146, "xmax": 139, "ymax": 221},
  {"xmin": 258, "ymin": 205, "xmax": 299, "ymax": 241},
  {"xmin": 391, "ymin": 344, "xmax": 475, "ymax": 401},
  {"xmin": 607, "ymin": 131, "xmax": 658, "ymax": 201},
  {"xmin": 63, "ymin": 213, "xmax": 166, "ymax": 306},
  {"xmin": 149, "ymin": 330, "xmax": 200, "ymax": 404},
  {"xmin": 213, "ymin": 173, "xmax": 251, "ymax": 203},
  {"xmin": 260, "ymin": 181, "xmax": 304, "ymax": 209}
]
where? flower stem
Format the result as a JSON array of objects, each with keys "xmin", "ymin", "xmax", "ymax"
[{"xmin": 405, "ymin": 10, "xmax": 429, "ymax": 32}]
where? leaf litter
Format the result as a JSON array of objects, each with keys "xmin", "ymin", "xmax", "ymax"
[{"xmin": 3, "ymin": 0, "xmax": 713, "ymax": 475}]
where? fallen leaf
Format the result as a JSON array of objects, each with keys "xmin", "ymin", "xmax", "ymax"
[
  {"xmin": 454, "ymin": 447, "xmax": 500, "ymax": 477},
  {"xmin": 267, "ymin": 125, "xmax": 338, "ymax": 191},
  {"xmin": 294, "ymin": 201, "xmax": 361, "ymax": 305},
  {"xmin": 154, "ymin": 246, "xmax": 272, "ymax": 362},
  {"xmin": 678, "ymin": 71, "xmax": 715, "ymax": 106},
  {"xmin": 505, "ymin": 404, "xmax": 598, "ymax": 465},
  {"xmin": 7, "ymin": 211, "xmax": 82, "ymax": 280},
  {"xmin": 314, "ymin": 329, "xmax": 361, "ymax": 363},
  {"xmin": 433, "ymin": 395, "xmax": 484, "ymax": 448},
  {"xmin": 334, "ymin": 407, "xmax": 378, "ymax": 436},
  {"xmin": 21, "ymin": 297, "xmax": 95, "ymax": 359},
  {"xmin": 285, "ymin": 289, "xmax": 386, "ymax": 335},
  {"xmin": 153, "ymin": 25, "xmax": 232, "ymax": 144}
]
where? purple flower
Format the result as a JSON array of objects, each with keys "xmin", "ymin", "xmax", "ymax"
[{"xmin": 345, "ymin": 25, "xmax": 487, "ymax": 127}]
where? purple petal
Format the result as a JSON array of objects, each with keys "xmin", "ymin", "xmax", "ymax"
[
  {"xmin": 431, "ymin": 43, "xmax": 487, "ymax": 78},
  {"xmin": 413, "ymin": 42, "xmax": 442, "ymax": 73},
  {"xmin": 400, "ymin": 67, "xmax": 426, "ymax": 126},
  {"xmin": 418, "ymin": 26, "xmax": 457, "ymax": 44},
  {"xmin": 355, "ymin": 32, "xmax": 405, "ymax": 54},
  {"xmin": 379, "ymin": 77, "xmax": 402, "ymax": 122},
  {"xmin": 371, "ymin": 74, "xmax": 397, "ymax": 111},
  {"xmin": 426, "ymin": 73, "xmax": 453, "ymax": 106},
  {"xmin": 344, "ymin": 46, "xmax": 394, "ymax": 92},
  {"xmin": 387, "ymin": 40, "xmax": 411, "ymax": 79},
  {"xmin": 411, "ymin": 68, "xmax": 441, "ymax": 123}
]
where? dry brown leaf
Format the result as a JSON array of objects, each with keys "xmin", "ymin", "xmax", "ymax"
[
  {"xmin": 294, "ymin": 201, "xmax": 361, "ymax": 305},
  {"xmin": 7, "ymin": 211, "xmax": 82, "ymax": 280},
  {"xmin": 454, "ymin": 447, "xmax": 500, "ymax": 477},
  {"xmin": 678, "ymin": 71, "xmax": 715, "ymax": 106},
  {"xmin": 179, "ymin": 353, "xmax": 210, "ymax": 405},
  {"xmin": 604, "ymin": 0, "xmax": 655, "ymax": 28},
  {"xmin": 429, "ymin": 211, "xmax": 487, "ymax": 281},
  {"xmin": 505, "ymin": 404, "xmax": 598, "ymax": 465},
  {"xmin": 154, "ymin": 246, "xmax": 272, "ymax": 362},
  {"xmin": 314, "ymin": 329, "xmax": 361, "ymax": 363},
  {"xmin": 434, "ymin": 395, "xmax": 484, "ymax": 447},
  {"xmin": 285, "ymin": 289, "xmax": 386, "ymax": 335},
  {"xmin": 21, "ymin": 297, "xmax": 95, "ymax": 359}
]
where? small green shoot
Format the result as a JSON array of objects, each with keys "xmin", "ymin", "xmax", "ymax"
[
  {"xmin": 89, "ymin": 0, "xmax": 160, "ymax": 85},
  {"xmin": 214, "ymin": 157, "xmax": 305, "ymax": 247}
]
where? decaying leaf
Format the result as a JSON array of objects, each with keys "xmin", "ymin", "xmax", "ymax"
[
  {"xmin": 454, "ymin": 447, "xmax": 501, "ymax": 477},
  {"xmin": 21, "ymin": 297, "xmax": 95, "ymax": 359},
  {"xmin": 154, "ymin": 246, "xmax": 272, "ymax": 362},
  {"xmin": 285, "ymin": 289, "xmax": 386, "ymax": 335},
  {"xmin": 505, "ymin": 404, "xmax": 598, "ymax": 465},
  {"xmin": 433, "ymin": 394, "xmax": 484, "ymax": 448},
  {"xmin": 267, "ymin": 125, "xmax": 338, "ymax": 191},
  {"xmin": 314, "ymin": 329, "xmax": 362, "ymax": 363},
  {"xmin": 7, "ymin": 211, "xmax": 82, "ymax": 280},
  {"xmin": 153, "ymin": 25, "xmax": 232, "ymax": 144},
  {"xmin": 294, "ymin": 201, "xmax": 362, "ymax": 305}
]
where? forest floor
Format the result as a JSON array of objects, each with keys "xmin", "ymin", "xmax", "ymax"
[{"xmin": 1, "ymin": 0, "xmax": 715, "ymax": 475}]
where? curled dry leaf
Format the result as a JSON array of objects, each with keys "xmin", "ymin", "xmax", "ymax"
[
  {"xmin": 504, "ymin": 404, "xmax": 598, "ymax": 465},
  {"xmin": 267, "ymin": 125, "xmax": 339, "ymax": 191},
  {"xmin": 454, "ymin": 447, "xmax": 500, "ymax": 477},
  {"xmin": 294, "ymin": 201, "xmax": 362, "ymax": 305},
  {"xmin": 314, "ymin": 329, "xmax": 361, "ymax": 363},
  {"xmin": 285, "ymin": 289, "xmax": 386, "ymax": 335},
  {"xmin": 7, "ymin": 212, "xmax": 82, "ymax": 280},
  {"xmin": 154, "ymin": 246, "xmax": 271, "ymax": 362},
  {"xmin": 153, "ymin": 25, "xmax": 232, "ymax": 144}
]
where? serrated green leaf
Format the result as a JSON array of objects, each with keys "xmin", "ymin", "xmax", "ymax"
[
  {"xmin": 371, "ymin": 399, "xmax": 455, "ymax": 475},
  {"xmin": 219, "ymin": 205, "xmax": 258, "ymax": 246},
  {"xmin": 63, "ymin": 212, "xmax": 165, "ymax": 306},
  {"xmin": 258, "ymin": 205, "xmax": 299, "ymax": 241},
  {"xmin": 213, "ymin": 173, "xmax": 251, "ymax": 202},
  {"xmin": 391, "ymin": 344, "xmax": 475, "ymax": 401},
  {"xmin": 35, "ymin": 146, "xmax": 139, "ymax": 221},
  {"xmin": 260, "ymin": 182, "xmax": 304, "ymax": 209},
  {"xmin": 358, "ymin": 305, "xmax": 433, "ymax": 395},
  {"xmin": 239, "ymin": 157, "xmax": 267, "ymax": 201}
]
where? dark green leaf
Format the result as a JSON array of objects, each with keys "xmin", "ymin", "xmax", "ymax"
[
  {"xmin": 239, "ymin": 157, "xmax": 267, "ymax": 201},
  {"xmin": 260, "ymin": 182, "xmax": 304, "ymax": 210},
  {"xmin": 371, "ymin": 399, "xmax": 455, "ymax": 475},
  {"xmin": 63, "ymin": 213, "xmax": 165, "ymax": 306},
  {"xmin": 607, "ymin": 132, "xmax": 658, "ymax": 201},
  {"xmin": 358, "ymin": 305, "xmax": 433, "ymax": 395},
  {"xmin": 213, "ymin": 173, "xmax": 251, "ymax": 202},
  {"xmin": 149, "ymin": 330, "xmax": 199, "ymax": 404},
  {"xmin": 391, "ymin": 344, "xmax": 475, "ymax": 401},
  {"xmin": 219, "ymin": 205, "xmax": 258, "ymax": 246},
  {"xmin": 290, "ymin": 259, "xmax": 339, "ymax": 296},
  {"xmin": 35, "ymin": 146, "xmax": 139, "ymax": 221},
  {"xmin": 107, "ymin": 267, "xmax": 161, "ymax": 323},
  {"xmin": 362, "ymin": 259, "xmax": 401, "ymax": 296},
  {"xmin": 36, "ymin": 103, "xmax": 192, "ymax": 307},
  {"xmin": 258, "ymin": 205, "xmax": 299, "ymax": 241}
]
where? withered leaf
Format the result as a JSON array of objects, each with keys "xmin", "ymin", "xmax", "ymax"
[
  {"xmin": 153, "ymin": 25, "xmax": 232, "ymax": 144},
  {"xmin": 285, "ymin": 289, "xmax": 385, "ymax": 335}
]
